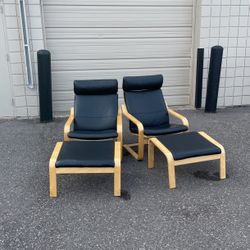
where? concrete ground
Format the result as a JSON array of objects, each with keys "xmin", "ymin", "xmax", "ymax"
[{"xmin": 0, "ymin": 107, "xmax": 250, "ymax": 250}]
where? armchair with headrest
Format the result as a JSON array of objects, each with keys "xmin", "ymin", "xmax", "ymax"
[
  {"xmin": 122, "ymin": 74, "xmax": 189, "ymax": 160},
  {"xmin": 64, "ymin": 79, "xmax": 122, "ymax": 149}
]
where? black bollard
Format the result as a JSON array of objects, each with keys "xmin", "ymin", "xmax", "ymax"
[
  {"xmin": 195, "ymin": 48, "xmax": 204, "ymax": 109},
  {"xmin": 205, "ymin": 46, "xmax": 223, "ymax": 113},
  {"xmin": 37, "ymin": 50, "xmax": 53, "ymax": 122}
]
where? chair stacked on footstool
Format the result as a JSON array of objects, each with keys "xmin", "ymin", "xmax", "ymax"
[{"xmin": 49, "ymin": 80, "xmax": 122, "ymax": 197}]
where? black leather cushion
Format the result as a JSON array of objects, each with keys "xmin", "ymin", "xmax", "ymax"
[
  {"xmin": 124, "ymin": 89, "xmax": 170, "ymax": 131},
  {"xmin": 157, "ymin": 132, "xmax": 221, "ymax": 160},
  {"xmin": 74, "ymin": 79, "xmax": 118, "ymax": 95},
  {"xmin": 131, "ymin": 123, "xmax": 188, "ymax": 136},
  {"xmin": 68, "ymin": 130, "xmax": 117, "ymax": 140},
  {"xmin": 123, "ymin": 75, "xmax": 163, "ymax": 91},
  {"xmin": 74, "ymin": 94, "xmax": 118, "ymax": 131},
  {"xmin": 73, "ymin": 79, "xmax": 118, "ymax": 133},
  {"xmin": 56, "ymin": 141, "xmax": 115, "ymax": 167},
  {"xmin": 123, "ymin": 75, "xmax": 170, "ymax": 132}
]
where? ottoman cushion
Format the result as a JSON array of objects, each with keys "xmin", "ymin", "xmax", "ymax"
[
  {"xmin": 157, "ymin": 132, "xmax": 221, "ymax": 160},
  {"xmin": 55, "ymin": 141, "xmax": 115, "ymax": 167}
]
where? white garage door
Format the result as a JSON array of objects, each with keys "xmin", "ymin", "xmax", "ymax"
[{"xmin": 42, "ymin": 0, "xmax": 194, "ymax": 112}]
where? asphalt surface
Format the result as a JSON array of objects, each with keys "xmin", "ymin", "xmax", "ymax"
[{"xmin": 0, "ymin": 107, "xmax": 250, "ymax": 250}]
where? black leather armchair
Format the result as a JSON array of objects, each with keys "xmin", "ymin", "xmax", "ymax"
[
  {"xmin": 64, "ymin": 79, "xmax": 122, "ymax": 151},
  {"xmin": 122, "ymin": 74, "xmax": 189, "ymax": 160}
]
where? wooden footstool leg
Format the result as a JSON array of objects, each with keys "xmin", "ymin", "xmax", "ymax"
[
  {"xmin": 114, "ymin": 142, "xmax": 121, "ymax": 197},
  {"xmin": 49, "ymin": 166, "xmax": 57, "ymax": 198},
  {"xmin": 114, "ymin": 167, "xmax": 121, "ymax": 197},
  {"xmin": 167, "ymin": 158, "xmax": 176, "ymax": 189},
  {"xmin": 149, "ymin": 138, "xmax": 177, "ymax": 189},
  {"xmin": 49, "ymin": 142, "xmax": 63, "ymax": 198},
  {"xmin": 198, "ymin": 131, "xmax": 226, "ymax": 180},
  {"xmin": 220, "ymin": 150, "xmax": 226, "ymax": 180}
]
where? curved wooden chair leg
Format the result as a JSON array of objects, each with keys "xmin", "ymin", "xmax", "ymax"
[{"xmin": 220, "ymin": 150, "xmax": 226, "ymax": 180}]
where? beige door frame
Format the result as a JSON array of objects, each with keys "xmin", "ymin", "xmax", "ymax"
[{"xmin": 190, "ymin": 0, "xmax": 202, "ymax": 107}]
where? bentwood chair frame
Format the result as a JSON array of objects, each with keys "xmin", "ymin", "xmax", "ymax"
[{"xmin": 122, "ymin": 75, "xmax": 189, "ymax": 161}]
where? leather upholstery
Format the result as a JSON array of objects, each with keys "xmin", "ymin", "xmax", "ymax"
[
  {"xmin": 71, "ymin": 79, "xmax": 118, "ymax": 139},
  {"xmin": 74, "ymin": 79, "xmax": 118, "ymax": 95},
  {"xmin": 123, "ymin": 74, "xmax": 188, "ymax": 135},
  {"xmin": 123, "ymin": 75, "xmax": 163, "ymax": 91},
  {"xmin": 56, "ymin": 141, "xmax": 115, "ymax": 167},
  {"xmin": 124, "ymin": 90, "xmax": 169, "ymax": 130},
  {"xmin": 131, "ymin": 123, "xmax": 188, "ymax": 136},
  {"xmin": 157, "ymin": 132, "xmax": 221, "ymax": 160},
  {"xmin": 68, "ymin": 130, "xmax": 117, "ymax": 140}
]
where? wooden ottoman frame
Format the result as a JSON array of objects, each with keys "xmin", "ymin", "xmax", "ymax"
[
  {"xmin": 49, "ymin": 141, "xmax": 121, "ymax": 197},
  {"xmin": 148, "ymin": 131, "xmax": 226, "ymax": 189}
]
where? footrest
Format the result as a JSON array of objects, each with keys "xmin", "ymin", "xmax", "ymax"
[
  {"xmin": 49, "ymin": 140, "xmax": 121, "ymax": 197},
  {"xmin": 56, "ymin": 141, "xmax": 115, "ymax": 167},
  {"xmin": 148, "ymin": 131, "xmax": 226, "ymax": 189},
  {"xmin": 156, "ymin": 131, "xmax": 221, "ymax": 160}
]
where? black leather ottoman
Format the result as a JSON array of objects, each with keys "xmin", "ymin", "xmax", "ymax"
[
  {"xmin": 148, "ymin": 131, "xmax": 226, "ymax": 189},
  {"xmin": 49, "ymin": 141, "xmax": 121, "ymax": 197}
]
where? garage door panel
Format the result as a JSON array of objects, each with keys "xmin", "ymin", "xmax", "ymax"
[
  {"xmin": 43, "ymin": 0, "xmax": 193, "ymax": 7},
  {"xmin": 51, "ymin": 58, "xmax": 191, "ymax": 72},
  {"xmin": 44, "ymin": 6, "xmax": 192, "ymax": 28},
  {"xmin": 53, "ymin": 95, "xmax": 190, "ymax": 112},
  {"xmin": 48, "ymin": 38, "xmax": 192, "ymax": 60},
  {"xmin": 53, "ymin": 86, "xmax": 190, "ymax": 102},
  {"xmin": 51, "ymin": 68, "xmax": 190, "ymax": 91},
  {"xmin": 46, "ymin": 27, "xmax": 192, "ymax": 40}
]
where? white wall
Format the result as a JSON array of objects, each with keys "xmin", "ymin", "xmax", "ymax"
[
  {"xmin": 3, "ymin": 0, "xmax": 44, "ymax": 117},
  {"xmin": 200, "ymin": 0, "xmax": 250, "ymax": 107}
]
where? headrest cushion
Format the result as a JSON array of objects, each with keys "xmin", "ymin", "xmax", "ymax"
[
  {"xmin": 74, "ymin": 79, "xmax": 118, "ymax": 95},
  {"xmin": 123, "ymin": 75, "xmax": 163, "ymax": 91}
]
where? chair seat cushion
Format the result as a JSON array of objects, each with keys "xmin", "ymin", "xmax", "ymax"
[
  {"xmin": 156, "ymin": 132, "xmax": 221, "ymax": 160},
  {"xmin": 55, "ymin": 141, "xmax": 115, "ymax": 167},
  {"xmin": 68, "ymin": 129, "xmax": 117, "ymax": 140},
  {"xmin": 130, "ymin": 123, "xmax": 188, "ymax": 136}
]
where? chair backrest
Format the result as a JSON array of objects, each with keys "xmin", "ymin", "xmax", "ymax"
[
  {"xmin": 123, "ymin": 75, "xmax": 169, "ymax": 128},
  {"xmin": 74, "ymin": 79, "xmax": 118, "ymax": 131}
]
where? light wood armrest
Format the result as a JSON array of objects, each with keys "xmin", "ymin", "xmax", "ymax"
[
  {"xmin": 167, "ymin": 107, "xmax": 189, "ymax": 127},
  {"xmin": 121, "ymin": 104, "xmax": 144, "ymax": 132},
  {"xmin": 117, "ymin": 107, "xmax": 122, "ymax": 136},
  {"xmin": 64, "ymin": 107, "xmax": 74, "ymax": 140}
]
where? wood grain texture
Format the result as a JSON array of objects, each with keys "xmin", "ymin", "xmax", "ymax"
[
  {"xmin": 122, "ymin": 104, "xmax": 145, "ymax": 160},
  {"xmin": 63, "ymin": 107, "xmax": 74, "ymax": 141},
  {"xmin": 167, "ymin": 107, "xmax": 189, "ymax": 127}
]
